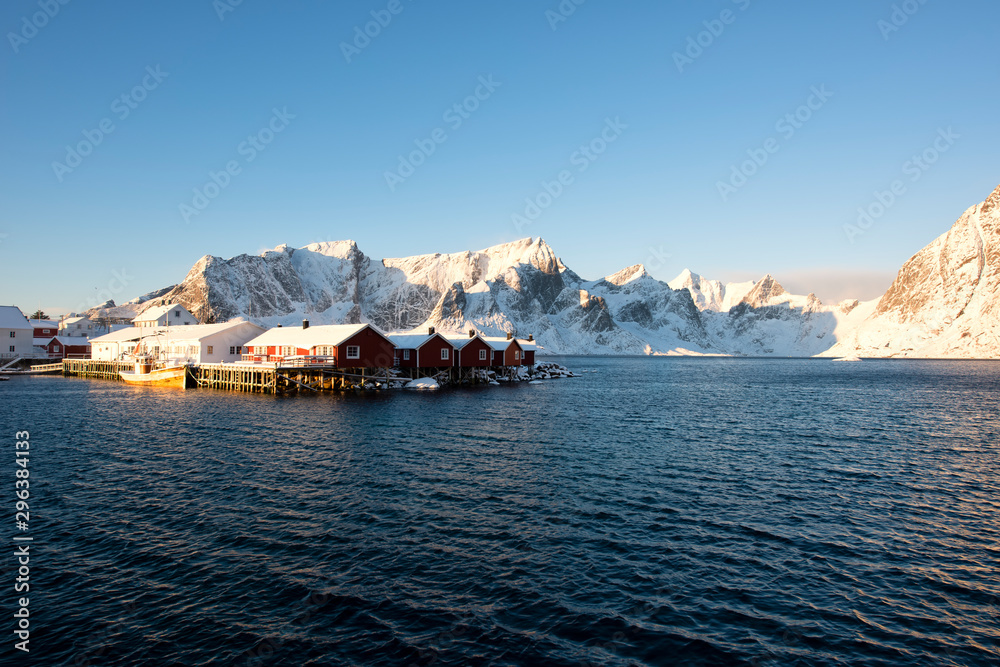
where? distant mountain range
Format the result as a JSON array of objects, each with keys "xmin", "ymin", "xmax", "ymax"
[{"xmin": 90, "ymin": 183, "xmax": 1000, "ymax": 358}]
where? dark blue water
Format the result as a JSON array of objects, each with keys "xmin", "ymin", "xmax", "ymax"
[{"xmin": 2, "ymin": 358, "xmax": 999, "ymax": 666}]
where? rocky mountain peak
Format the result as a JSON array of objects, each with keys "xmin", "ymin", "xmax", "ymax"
[
  {"xmin": 301, "ymin": 239, "xmax": 362, "ymax": 260},
  {"xmin": 669, "ymin": 268, "xmax": 700, "ymax": 289},
  {"xmin": 980, "ymin": 182, "xmax": 1000, "ymax": 216},
  {"xmin": 740, "ymin": 274, "xmax": 788, "ymax": 308},
  {"xmin": 605, "ymin": 264, "xmax": 648, "ymax": 286}
]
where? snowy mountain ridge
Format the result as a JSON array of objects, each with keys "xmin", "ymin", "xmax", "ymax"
[{"xmin": 90, "ymin": 183, "xmax": 1000, "ymax": 358}]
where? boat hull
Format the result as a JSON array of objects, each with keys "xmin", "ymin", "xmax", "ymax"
[{"xmin": 119, "ymin": 366, "xmax": 188, "ymax": 388}]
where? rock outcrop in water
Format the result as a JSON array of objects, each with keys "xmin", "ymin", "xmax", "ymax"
[{"xmin": 97, "ymin": 183, "xmax": 1000, "ymax": 358}]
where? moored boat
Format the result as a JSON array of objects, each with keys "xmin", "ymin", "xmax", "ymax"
[{"xmin": 119, "ymin": 357, "xmax": 188, "ymax": 388}]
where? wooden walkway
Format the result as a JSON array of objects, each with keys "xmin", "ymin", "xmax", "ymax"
[
  {"xmin": 191, "ymin": 364, "xmax": 278, "ymax": 393},
  {"xmin": 56, "ymin": 360, "xmax": 504, "ymax": 394},
  {"xmin": 63, "ymin": 359, "xmax": 133, "ymax": 380}
]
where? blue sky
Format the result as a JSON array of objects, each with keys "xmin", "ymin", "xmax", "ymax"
[{"xmin": 1, "ymin": 0, "xmax": 997, "ymax": 314}]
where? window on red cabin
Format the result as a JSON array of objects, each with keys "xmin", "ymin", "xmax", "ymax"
[
  {"xmin": 441, "ymin": 348, "xmax": 449, "ymax": 360},
  {"xmin": 346, "ymin": 345, "xmax": 360, "ymax": 359},
  {"xmin": 479, "ymin": 349, "xmax": 487, "ymax": 361},
  {"xmin": 403, "ymin": 350, "xmax": 410, "ymax": 360}
]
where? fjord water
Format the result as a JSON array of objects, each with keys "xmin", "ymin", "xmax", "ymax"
[{"xmin": 4, "ymin": 358, "xmax": 999, "ymax": 666}]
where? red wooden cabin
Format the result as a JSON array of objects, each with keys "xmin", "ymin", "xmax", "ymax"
[
  {"xmin": 36, "ymin": 336, "xmax": 91, "ymax": 359},
  {"xmin": 483, "ymin": 334, "xmax": 524, "ymax": 366},
  {"xmin": 241, "ymin": 322, "xmax": 395, "ymax": 368},
  {"xmin": 389, "ymin": 328, "xmax": 455, "ymax": 369},
  {"xmin": 517, "ymin": 335, "xmax": 537, "ymax": 366},
  {"xmin": 445, "ymin": 331, "xmax": 493, "ymax": 368}
]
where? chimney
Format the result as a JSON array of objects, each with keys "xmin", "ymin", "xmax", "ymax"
[
  {"xmin": 506, "ymin": 332, "xmax": 513, "ymax": 340},
  {"xmin": 428, "ymin": 326, "xmax": 435, "ymax": 335},
  {"xmin": 277, "ymin": 324, "xmax": 283, "ymax": 328},
  {"xmin": 303, "ymin": 319, "xmax": 310, "ymax": 329},
  {"xmin": 469, "ymin": 329, "xmax": 475, "ymax": 338},
  {"xmin": 528, "ymin": 334, "xmax": 534, "ymax": 341}
]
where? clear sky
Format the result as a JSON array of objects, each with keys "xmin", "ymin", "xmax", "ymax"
[{"xmin": 1, "ymin": 0, "xmax": 997, "ymax": 314}]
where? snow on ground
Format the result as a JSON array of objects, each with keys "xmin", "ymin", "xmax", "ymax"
[{"xmin": 404, "ymin": 377, "xmax": 440, "ymax": 391}]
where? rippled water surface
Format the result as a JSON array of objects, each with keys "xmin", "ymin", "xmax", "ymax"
[{"xmin": 3, "ymin": 357, "xmax": 999, "ymax": 666}]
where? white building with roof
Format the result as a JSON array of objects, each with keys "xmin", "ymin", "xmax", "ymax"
[
  {"xmin": 89, "ymin": 321, "xmax": 265, "ymax": 363},
  {"xmin": 59, "ymin": 315, "xmax": 97, "ymax": 338},
  {"xmin": 88, "ymin": 327, "xmax": 145, "ymax": 361},
  {"xmin": 0, "ymin": 306, "xmax": 33, "ymax": 360},
  {"xmin": 134, "ymin": 304, "xmax": 199, "ymax": 328}
]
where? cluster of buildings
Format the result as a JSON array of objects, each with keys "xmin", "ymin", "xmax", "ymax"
[
  {"xmin": 1, "ymin": 304, "xmax": 538, "ymax": 373},
  {"xmin": 0, "ymin": 305, "xmax": 106, "ymax": 361},
  {"xmin": 240, "ymin": 322, "xmax": 536, "ymax": 373}
]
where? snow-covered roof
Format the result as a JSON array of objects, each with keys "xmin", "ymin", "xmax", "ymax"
[
  {"xmin": 517, "ymin": 339, "xmax": 537, "ymax": 351},
  {"xmin": 243, "ymin": 323, "xmax": 376, "ymax": 349},
  {"xmin": 34, "ymin": 336, "xmax": 91, "ymax": 347},
  {"xmin": 443, "ymin": 334, "xmax": 484, "ymax": 350},
  {"xmin": 88, "ymin": 328, "xmax": 147, "ymax": 343},
  {"xmin": 387, "ymin": 332, "xmax": 452, "ymax": 350},
  {"xmin": 0, "ymin": 306, "xmax": 32, "ymax": 330},
  {"xmin": 134, "ymin": 304, "xmax": 195, "ymax": 322},
  {"xmin": 60, "ymin": 316, "xmax": 92, "ymax": 325},
  {"xmin": 481, "ymin": 336, "xmax": 519, "ymax": 351},
  {"xmin": 30, "ymin": 320, "xmax": 59, "ymax": 328},
  {"xmin": 90, "ymin": 320, "xmax": 261, "ymax": 344}
]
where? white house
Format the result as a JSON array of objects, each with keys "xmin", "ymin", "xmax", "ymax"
[
  {"xmin": 59, "ymin": 316, "xmax": 97, "ymax": 338},
  {"xmin": 134, "ymin": 304, "xmax": 199, "ymax": 328},
  {"xmin": 0, "ymin": 306, "xmax": 33, "ymax": 360},
  {"xmin": 87, "ymin": 327, "xmax": 145, "ymax": 361},
  {"xmin": 89, "ymin": 320, "xmax": 264, "ymax": 363}
]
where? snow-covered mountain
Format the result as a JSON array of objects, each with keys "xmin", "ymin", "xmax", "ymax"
[
  {"xmin": 131, "ymin": 237, "xmax": 715, "ymax": 354},
  {"xmin": 823, "ymin": 183, "xmax": 1000, "ymax": 358},
  {"xmin": 668, "ymin": 269, "xmax": 755, "ymax": 312},
  {"xmin": 98, "ymin": 183, "xmax": 1000, "ymax": 358}
]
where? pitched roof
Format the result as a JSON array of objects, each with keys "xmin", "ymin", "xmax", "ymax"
[
  {"xmin": 30, "ymin": 320, "xmax": 59, "ymax": 328},
  {"xmin": 516, "ymin": 339, "xmax": 537, "ymax": 351},
  {"xmin": 481, "ymin": 336, "xmax": 519, "ymax": 351},
  {"xmin": 443, "ymin": 334, "xmax": 486, "ymax": 350},
  {"xmin": 60, "ymin": 316, "xmax": 92, "ymax": 325},
  {"xmin": 387, "ymin": 332, "xmax": 453, "ymax": 350},
  {"xmin": 89, "ymin": 320, "xmax": 262, "ymax": 344},
  {"xmin": 88, "ymin": 328, "xmax": 147, "ymax": 343},
  {"xmin": 34, "ymin": 336, "xmax": 92, "ymax": 347},
  {"xmin": 134, "ymin": 304, "xmax": 195, "ymax": 322},
  {"xmin": 243, "ymin": 323, "xmax": 378, "ymax": 349},
  {"xmin": 0, "ymin": 306, "xmax": 31, "ymax": 330}
]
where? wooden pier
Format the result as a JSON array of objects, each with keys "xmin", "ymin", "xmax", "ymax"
[
  {"xmin": 56, "ymin": 359, "xmax": 506, "ymax": 394},
  {"xmin": 191, "ymin": 363, "xmax": 279, "ymax": 393},
  {"xmin": 63, "ymin": 359, "xmax": 134, "ymax": 380}
]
